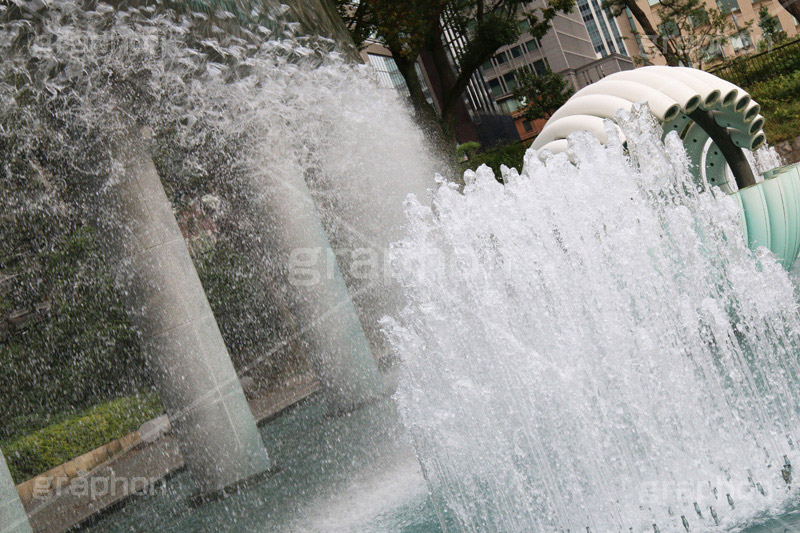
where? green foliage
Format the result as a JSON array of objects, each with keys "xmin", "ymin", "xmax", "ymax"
[
  {"xmin": 192, "ymin": 232, "xmax": 308, "ymax": 382},
  {"xmin": 0, "ymin": 225, "xmax": 149, "ymax": 441},
  {"xmin": 513, "ymin": 68, "xmax": 574, "ymax": 122},
  {"xmin": 1, "ymin": 395, "xmax": 163, "ymax": 482},
  {"xmin": 335, "ymin": 0, "xmax": 575, "ymax": 138},
  {"xmin": 457, "ymin": 141, "xmax": 482, "ymax": 159},
  {"xmin": 603, "ymin": 0, "xmax": 737, "ymax": 67},
  {"xmin": 712, "ymin": 39, "xmax": 800, "ymax": 86},
  {"xmin": 655, "ymin": 0, "xmax": 739, "ymax": 69},
  {"xmin": 459, "ymin": 141, "xmax": 531, "ymax": 178},
  {"xmin": 757, "ymin": 5, "xmax": 787, "ymax": 50},
  {"xmin": 748, "ymin": 69, "xmax": 800, "ymax": 143}
]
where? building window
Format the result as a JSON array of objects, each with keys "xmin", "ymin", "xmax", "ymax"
[
  {"xmin": 495, "ymin": 51, "xmax": 508, "ymax": 64},
  {"xmin": 525, "ymin": 39, "xmax": 540, "ymax": 53},
  {"xmin": 510, "ymin": 45, "xmax": 523, "ymax": 59},
  {"xmin": 487, "ymin": 78, "xmax": 503, "ymax": 98},
  {"xmin": 497, "ymin": 97, "xmax": 522, "ymax": 114},
  {"xmin": 482, "ymin": 59, "xmax": 494, "ymax": 73},
  {"xmin": 367, "ymin": 53, "xmax": 408, "ymax": 92},
  {"xmin": 658, "ymin": 20, "xmax": 679, "ymax": 37},
  {"xmin": 518, "ymin": 19, "xmax": 531, "ymax": 32},
  {"xmin": 717, "ymin": 0, "xmax": 739, "ymax": 12},
  {"xmin": 414, "ymin": 62, "xmax": 435, "ymax": 107},
  {"xmin": 688, "ymin": 8, "xmax": 709, "ymax": 26},
  {"xmin": 503, "ymin": 72, "xmax": 518, "ymax": 91},
  {"xmin": 702, "ymin": 41, "xmax": 724, "ymax": 61},
  {"xmin": 532, "ymin": 58, "xmax": 549, "ymax": 75},
  {"xmin": 523, "ymin": 120, "xmax": 534, "ymax": 132},
  {"xmin": 731, "ymin": 30, "xmax": 752, "ymax": 50}
]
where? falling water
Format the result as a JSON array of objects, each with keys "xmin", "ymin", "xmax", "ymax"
[
  {"xmin": 384, "ymin": 109, "xmax": 800, "ymax": 531},
  {"xmin": 6, "ymin": 2, "xmax": 800, "ymax": 532}
]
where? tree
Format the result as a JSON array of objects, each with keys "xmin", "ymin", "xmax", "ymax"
[
  {"xmin": 512, "ymin": 67, "xmax": 574, "ymax": 122},
  {"xmin": 602, "ymin": 0, "xmax": 683, "ymax": 65},
  {"xmin": 336, "ymin": 0, "xmax": 575, "ymax": 145},
  {"xmin": 758, "ymin": 5, "xmax": 787, "ymax": 51},
  {"xmin": 660, "ymin": 0, "xmax": 743, "ymax": 69},
  {"xmin": 606, "ymin": 0, "xmax": 741, "ymax": 69}
]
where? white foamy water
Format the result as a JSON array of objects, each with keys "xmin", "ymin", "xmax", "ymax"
[{"xmin": 385, "ymin": 108, "xmax": 800, "ymax": 531}]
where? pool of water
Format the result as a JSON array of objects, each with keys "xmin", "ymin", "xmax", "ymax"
[
  {"xmin": 77, "ymin": 393, "xmax": 800, "ymax": 532},
  {"xmin": 80, "ymin": 397, "xmax": 445, "ymax": 532}
]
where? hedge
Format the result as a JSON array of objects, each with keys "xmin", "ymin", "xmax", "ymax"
[{"xmin": 1, "ymin": 395, "xmax": 163, "ymax": 482}]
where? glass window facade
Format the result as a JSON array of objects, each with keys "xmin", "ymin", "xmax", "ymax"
[
  {"xmin": 731, "ymin": 30, "xmax": 753, "ymax": 50},
  {"xmin": 488, "ymin": 78, "xmax": 503, "ymax": 98},
  {"xmin": 577, "ymin": 0, "xmax": 629, "ymax": 57},
  {"xmin": 717, "ymin": 0, "xmax": 739, "ymax": 12},
  {"xmin": 367, "ymin": 53, "xmax": 408, "ymax": 92},
  {"xmin": 503, "ymin": 72, "xmax": 517, "ymax": 91}
]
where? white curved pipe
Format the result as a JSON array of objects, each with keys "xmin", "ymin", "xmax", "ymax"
[
  {"xmin": 642, "ymin": 65, "xmax": 721, "ymax": 110},
  {"xmin": 549, "ymin": 94, "xmax": 679, "ymax": 124},
  {"xmin": 537, "ymin": 139, "xmax": 570, "ymax": 156},
  {"xmin": 678, "ymin": 67, "xmax": 738, "ymax": 109},
  {"xmin": 606, "ymin": 69, "xmax": 702, "ymax": 113},
  {"xmin": 679, "ymin": 67, "xmax": 751, "ymax": 112},
  {"xmin": 752, "ymin": 131, "xmax": 766, "ymax": 150},
  {"xmin": 748, "ymin": 115, "xmax": 765, "ymax": 135},
  {"xmin": 532, "ymin": 115, "xmax": 616, "ymax": 150},
  {"xmin": 743, "ymin": 100, "xmax": 761, "ymax": 123},
  {"xmin": 729, "ymin": 129, "xmax": 763, "ymax": 150},
  {"xmin": 573, "ymin": 80, "xmax": 682, "ymax": 123}
]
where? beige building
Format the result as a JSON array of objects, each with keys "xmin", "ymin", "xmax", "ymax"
[
  {"xmin": 480, "ymin": 3, "xmax": 635, "ymax": 141},
  {"xmin": 615, "ymin": 0, "xmax": 799, "ymax": 66}
]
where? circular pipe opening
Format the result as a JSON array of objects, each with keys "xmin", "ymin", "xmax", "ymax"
[
  {"xmin": 745, "ymin": 105, "xmax": 761, "ymax": 122},
  {"xmin": 684, "ymin": 95, "xmax": 702, "ymax": 114},
  {"xmin": 749, "ymin": 117, "xmax": 764, "ymax": 135},
  {"xmin": 734, "ymin": 95, "xmax": 751, "ymax": 113},
  {"xmin": 703, "ymin": 89, "xmax": 721, "ymax": 108},
  {"xmin": 751, "ymin": 133, "xmax": 766, "ymax": 150},
  {"xmin": 721, "ymin": 90, "xmax": 737, "ymax": 107},
  {"xmin": 664, "ymin": 104, "xmax": 681, "ymax": 123}
]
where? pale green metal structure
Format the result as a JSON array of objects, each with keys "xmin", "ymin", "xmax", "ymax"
[{"xmin": 735, "ymin": 164, "xmax": 800, "ymax": 269}]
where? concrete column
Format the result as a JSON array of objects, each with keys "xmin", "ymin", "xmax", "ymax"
[
  {"xmin": 0, "ymin": 449, "xmax": 31, "ymax": 533},
  {"xmin": 247, "ymin": 168, "xmax": 385, "ymax": 414},
  {"xmin": 103, "ymin": 127, "xmax": 270, "ymax": 496}
]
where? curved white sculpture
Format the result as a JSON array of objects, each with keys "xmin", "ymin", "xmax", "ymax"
[
  {"xmin": 531, "ymin": 65, "xmax": 800, "ymax": 269},
  {"xmin": 532, "ymin": 66, "xmax": 766, "ymax": 190}
]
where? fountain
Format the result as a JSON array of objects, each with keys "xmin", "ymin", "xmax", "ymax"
[{"xmin": 3, "ymin": 1, "xmax": 800, "ymax": 532}]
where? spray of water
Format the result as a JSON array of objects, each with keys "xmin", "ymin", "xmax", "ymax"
[
  {"xmin": 0, "ymin": 0, "xmax": 437, "ymax": 385},
  {"xmin": 384, "ymin": 107, "xmax": 800, "ymax": 531}
]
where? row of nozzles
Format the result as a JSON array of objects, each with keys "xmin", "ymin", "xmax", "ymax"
[{"xmin": 531, "ymin": 66, "xmax": 765, "ymax": 157}]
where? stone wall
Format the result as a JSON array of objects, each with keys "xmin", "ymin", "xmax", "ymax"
[{"xmin": 773, "ymin": 135, "xmax": 800, "ymax": 165}]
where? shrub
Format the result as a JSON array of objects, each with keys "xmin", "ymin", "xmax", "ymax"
[
  {"xmin": 1, "ymin": 395, "xmax": 163, "ymax": 483},
  {"xmin": 459, "ymin": 141, "xmax": 532, "ymax": 179},
  {"xmin": 748, "ymin": 70, "xmax": 800, "ymax": 144}
]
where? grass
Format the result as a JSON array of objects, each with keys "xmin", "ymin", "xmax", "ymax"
[
  {"xmin": 1, "ymin": 394, "xmax": 163, "ymax": 483},
  {"xmin": 747, "ymin": 69, "xmax": 800, "ymax": 144}
]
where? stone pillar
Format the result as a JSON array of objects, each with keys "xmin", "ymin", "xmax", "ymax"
[
  {"xmin": 247, "ymin": 168, "xmax": 385, "ymax": 414},
  {"xmin": 104, "ymin": 127, "xmax": 270, "ymax": 496},
  {"xmin": 0, "ymin": 449, "xmax": 31, "ymax": 533}
]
